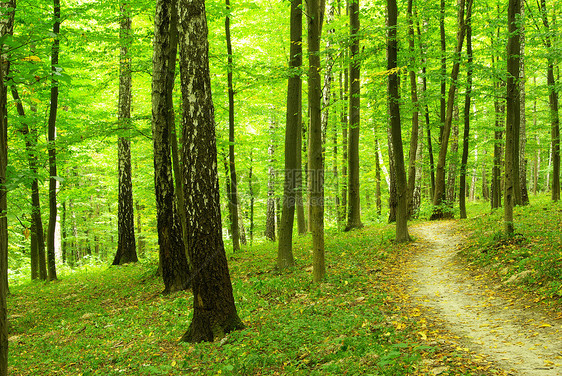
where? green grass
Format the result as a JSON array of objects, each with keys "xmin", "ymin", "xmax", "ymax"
[
  {"xmin": 458, "ymin": 193, "xmax": 562, "ymax": 306},
  {"xmin": 8, "ymin": 224, "xmax": 432, "ymax": 375}
]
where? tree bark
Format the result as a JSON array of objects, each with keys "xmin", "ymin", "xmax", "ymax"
[
  {"xmin": 431, "ymin": 0, "xmax": 471, "ymax": 220},
  {"xmin": 177, "ymin": 0, "xmax": 244, "ymax": 342},
  {"xmin": 0, "ymin": 2, "xmax": 14, "ymax": 372},
  {"xmin": 504, "ymin": 0, "xmax": 521, "ymax": 235},
  {"xmin": 277, "ymin": 0, "xmax": 302, "ymax": 268},
  {"xmin": 439, "ymin": 0, "xmax": 446, "ymax": 141},
  {"xmin": 406, "ymin": 0, "xmax": 419, "ymax": 220},
  {"xmin": 387, "ymin": 0, "xmax": 409, "ymax": 243},
  {"xmin": 346, "ymin": 0, "xmax": 362, "ymax": 231},
  {"xmin": 46, "ymin": 0, "xmax": 61, "ymax": 281},
  {"xmin": 113, "ymin": 1, "xmax": 138, "ymax": 265},
  {"xmin": 225, "ymin": 0, "xmax": 241, "ymax": 251},
  {"xmin": 152, "ymin": 0, "xmax": 191, "ymax": 294},
  {"xmin": 307, "ymin": 0, "xmax": 325, "ymax": 282}
]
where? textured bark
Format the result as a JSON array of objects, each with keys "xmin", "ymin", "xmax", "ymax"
[
  {"xmin": 152, "ymin": 0, "xmax": 191, "ymax": 294},
  {"xmin": 387, "ymin": 0, "xmax": 409, "ymax": 242},
  {"xmin": 307, "ymin": 0, "xmax": 325, "ymax": 282},
  {"xmin": 504, "ymin": 0, "xmax": 521, "ymax": 235},
  {"xmin": 249, "ymin": 152, "xmax": 255, "ymax": 244},
  {"xmin": 538, "ymin": 0, "xmax": 560, "ymax": 202},
  {"xmin": 0, "ymin": 2, "xmax": 14, "ymax": 372},
  {"xmin": 431, "ymin": 0, "xmax": 471, "ymax": 220},
  {"xmin": 375, "ymin": 137, "xmax": 382, "ymax": 215},
  {"xmin": 177, "ymin": 0, "xmax": 244, "ymax": 342},
  {"xmin": 340, "ymin": 67, "xmax": 348, "ymax": 225},
  {"xmin": 492, "ymin": 81, "xmax": 505, "ymax": 209},
  {"xmin": 277, "ymin": 0, "xmax": 302, "ymax": 269},
  {"xmin": 225, "ymin": 0, "xmax": 241, "ymax": 251},
  {"xmin": 439, "ymin": 0, "xmax": 446, "ymax": 141},
  {"xmin": 387, "ymin": 126, "xmax": 396, "ymax": 223},
  {"xmin": 296, "ymin": 119, "xmax": 306, "ymax": 234},
  {"xmin": 406, "ymin": 0, "xmax": 419, "ymax": 220},
  {"xmin": 46, "ymin": 0, "xmax": 61, "ymax": 281},
  {"xmin": 114, "ymin": 3, "xmax": 138, "ymax": 265},
  {"xmin": 345, "ymin": 0, "xmax": 362, "ymax": 231}
]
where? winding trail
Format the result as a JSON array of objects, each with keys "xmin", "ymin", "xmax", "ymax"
[{"xmin": 407, "ymin": 221, "xmax": 562, "ymax": 376}]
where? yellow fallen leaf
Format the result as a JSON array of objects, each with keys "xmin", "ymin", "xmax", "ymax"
[{"xmin": 418, "ymin": 331, "xmax": 427, "ymax": 341}]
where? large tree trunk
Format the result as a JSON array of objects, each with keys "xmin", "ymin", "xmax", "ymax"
[
  {"xmin": 431, "ymin": 0, "xmax": 471, "ymax": 220},
  {"xmin": 177, "ymin": 0, "xmax": 244, "ymax": 343},
  {"xmin": 225, "ymin": 0, "xmax": 241, "ymax": 251},
  {"xmin": 387, "ymin": 0, "xmax": 409, "ymax": 243},
  {"xmin": 439, "ymin": 0, "xmax": 446, "ymax": 142},
  {"xmin": 0, "ymin": 2, "xmax": 14, "ymax": 371},
  {"xmin": 277, "ymin": 0, "xmax": 302, "ymax": 268},
  {"xmin": 387, "ymin": 126, "xmax": 396, "ymax": 223},
  {"xmin": 113, "ymin": 2, "xmax": 138, "ymax": 265},
  {"xmin": 307, "ymin": 0, "xmax": 325, "ymax": 282},
  {"xmin": 459, "ymin": 6, "xmax": 473, "ymax": 219},
  {"xmin": 539, "ymin": 0, "xmax": 560, "ymax": 202},
  {"xmin": 345, "ymin": 0, "xmax": 362, "ymax": 231},
  {"xmin": 152, "ymin": 0, "xmax": 191, "ymax": 294},
  {"xmin": 504, "ymin": 0, "xmax": 521, "ymax": 235},
  {"xmin": 406, "ymin": 0, "xmax": 419, "ymax": 220},
  {"xmin": 46, "ymin": 0, "xmax": 61, "ymax": 281}
]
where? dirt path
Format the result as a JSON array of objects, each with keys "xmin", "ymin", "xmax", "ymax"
[{"xmin": 407, "ymin": 221, "xmax": 562, "ymax": 376}]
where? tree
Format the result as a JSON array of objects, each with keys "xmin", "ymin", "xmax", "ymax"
[
  {"xmin": 406, "ymin": 0, "xmax": 420, "ymax": 219},
  {"xmin": 177, "ymin": 0, "xmax": 244, "ymax": 342},
  {"xmin": 11, "ymin": 88, "xmax": 47, "ymax": 280},
  {"xmin": 459, "ymin": 1, "xmax": 473, "ymax": 219},
  {"xmin": 504, "ymin": 0, "xmax": 521, "ymax": 235},
  {"xmin": 519, "ymin": 4, "xmax": 530, "ymax": 205},
  {"xmin": 46, "ymin": 0, "xmax": 61, "ymax": 281},
  {"xmin": 387, "ymin": 0, "xmax": 410, "ymax": 243},
  {"xmin": 0, "ymin": 1, "xmax": 14, "ymax": 372},
  {"xmin": 538, "ymin": 0, "xmax": 560, "ymax": 202},
  {"xmin": 151, "ymin": 0, "xmax": 191, "ymax": 294},
  {"xmin": 277, "ymin": 0, "xmax": 302, "ymax": 269},
  {"xmin": 225, "ymin": 0, "xmax": 241, "ymax": 251},
  {"xmin": 265, "ymin": 120, "xmax": 276, "ymax": 241},
  {"xmin": 307, "ymin": 0, "xmax": 325, "ymax": 282},
  {"xmin": 431, "ymin": 0, "xmax": 471, "ymax": 219},
  {"xmin": 113, "ymin": 1, "xmax": 138, "ymax": 265},
  {"xmin": 346, "ymin": 0, "xmax": 362, "ymax": 231}
]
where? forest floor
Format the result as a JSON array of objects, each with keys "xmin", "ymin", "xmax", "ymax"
[{"xmin": 400, "ymin": 220, "xmax": 562, "ymax": 376}]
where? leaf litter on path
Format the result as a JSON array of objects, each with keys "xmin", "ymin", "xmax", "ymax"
[{"xmin": 407, "ymin": 221, "xmax": 562, "ymax": 376}]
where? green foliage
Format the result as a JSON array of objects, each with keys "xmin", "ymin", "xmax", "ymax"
[
  {"xmin": 459, "ymin": 193, "xmax": 562, "ymax": 303},
  {"xmin": 9, "ymin": 225, "xmax": 430, "ymax": 375}
]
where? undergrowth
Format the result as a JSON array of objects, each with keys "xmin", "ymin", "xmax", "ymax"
[
  {"xmin": 458, "ymin": 193, "xmax": 562, "ymax": 308},
  {"xmin": 8, "ymin": 225, "xmax": 430, "ymax": 375}
]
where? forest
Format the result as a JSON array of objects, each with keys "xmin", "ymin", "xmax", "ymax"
[{"xmin": 0, "ymin": 0, "xmax": 561, "ymax": 374}]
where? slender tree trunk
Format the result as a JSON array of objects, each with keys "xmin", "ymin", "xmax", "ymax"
[
  {"xmin": 11, "ymin": 88, "xmax": 48, "ymax": 280},
  {"xmin": 249, "ymin": 152, "xmax": 255, "ymax": 244},
  {"xmin": 46, "ymin": 0, "xmax": 61, "ymax": 281},
  {"xmin": 346, "ymin": 0, "xmax": 362, "ymax": 230},
  {"xmin": 431, "ymin": 0, "xmax": 471, "ymax": 219},
  {"xmin": 296, "ymin": 118, "xmax": 306, "ymax": 234},
  {"xmin": 446, "ymin": 111, "xmax": 459, "ymax": 205},
  {"xmin": 439, "ymin": 0, "xmax": 446, "ymax": 141},
  {"xmin": 406, "ymin": 0, "xmax": 419, "ymax": 219},
  {"xmin": 225, "ymin": 0, "xmax": 241, "ymax": 250},
  {"xmin": 504, "ymin": 0, "xmax": 521, "ymax": 235},
  {"xmin": 539, "ymin": 0, "xmax": 560, "ymax": 201},
  {"xmin": 387, "ymin": 126, "xmax": 396, "ymax": 223},
  {"xmin": 152, "ymin": 0, "xmax": 191, "ymax": 294},
  {"xmin": 265, "ymin": 120, "xmax": 276, "ymax": 241},
  {"xmin": 387, "ymin": 0, "xmax": 409, "ymax": 242},
  {"xmin": 519, "ymin": 5, "xmax": 530, "ymax": 205},
  {"xmin": 177, "ymin": 0, "xmax": 244, "ymax": 342},
  {"xmin": 340, "ymin": 68, "xmax": 348, "ymax": 225},
  {"xmin": 0, "ymin": 2, "xmax": 14, "ymax": 371},
  {"xmin": 114, "ymin": 1, "xmax": 137, "ymax": 265},
  {"xmin": 307, "ymin": 0, "xmax": 325, "ymax": 282},
  {"xmin": 375, "ymin": 136, "xmax": 382, "ymax": 215},
  {"xmin": 277, "ymin": 0, "xmax": 302, "ymax": 268}
]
